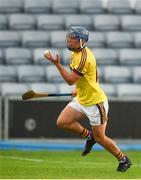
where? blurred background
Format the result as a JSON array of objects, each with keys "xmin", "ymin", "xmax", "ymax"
[{"xmin": 0, "ymin": 0, "xmax": 141, "ymax": 149}]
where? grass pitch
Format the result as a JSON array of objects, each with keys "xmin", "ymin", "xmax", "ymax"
[{"xmin": 0, "ymin": 150, "xmax": 141, "ymax": 179}]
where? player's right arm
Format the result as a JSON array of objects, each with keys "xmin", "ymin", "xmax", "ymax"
[{"xmin": 44, "ymin": 51, "xmax": 80, "ymax": 85}]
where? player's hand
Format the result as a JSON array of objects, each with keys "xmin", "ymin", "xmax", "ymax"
[{"xmin": 44, "ymin": 51, "xmax": 60, "ymax": 65}]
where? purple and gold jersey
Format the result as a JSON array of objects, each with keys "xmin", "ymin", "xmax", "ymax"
[{"xmin": 70, "ymin": 47, "xmax": 107, "ymax": 106}]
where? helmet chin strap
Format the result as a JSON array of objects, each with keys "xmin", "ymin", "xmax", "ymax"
[
  {"xmin": 75, "ymin": 39, "xmax": 86, "ymax": 51},
  {"xmin": 80, "ymin": 39, "xmax": 86, "ymax": 49}
]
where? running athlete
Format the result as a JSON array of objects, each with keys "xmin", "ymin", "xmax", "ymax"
[{"xmin": 44, "ymin": 26, "xmax": 132, "ymax": 172}]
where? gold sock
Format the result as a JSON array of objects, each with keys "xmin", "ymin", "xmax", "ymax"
[
  {"xmin": 80, "ymin": 128, "xmax": 89, "ymax": 138},
  {"xmin": 116, "ymin": 151, "xmax": 125, "ymax": 161}
]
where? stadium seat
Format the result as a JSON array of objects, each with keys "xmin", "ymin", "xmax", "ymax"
[
  {"xmin": 24, "ymin": 0, "xmax": 51, "ymax": 13},
  {"xmin": 103, "ymin": 66, "xmax": 132, "ymax": 83},
  {"xmin": 22, "ymin": 31, "xmax": 50, "ymax": 48},
  {"xmin": 87, "ymin": 32, "xmax": 105, "ymax": 48},
  {"xmin": 134, "ymin": 0, "xmax": 141, "ymax": 14},
  {"xmin": 1, "ymin": 83, "xmax": 28, "ymax": 97},
  {"xmin": 65, "ymin": 15, "xmax": 93, "ymax": 30},
  {"xmin": 132, "ymin": 67, "xmax": 141, "ymax": 83},
  {"xmin": 37, "ymin": 15, "xmax": 64, "ymax": 30},
  {"xmin": 0, "ymin": 0, "xmax": 24, "ymax": 13},
  {"xmin": 0, "ymin": 15, "xmax": 8, "ymax": 30},
  {"xmin": 50, "ymin": 31, "xmax": 66, "ymax": 48},
  {"xmin": 9, "ymin": 14, "xmax": 36, "ymax": 30},
  {"xmin": 57, "ymin": 83, "xmax": 74, "ymax": 93},
  {"xmin": 52, "ymin": 0, "xmax": 79, "ymax": 14},
  {"xmin": 0, "ymin": 49, "xmax": 4, "ymax": 64},
  {"xmin": 106, "ymin": 0, "xmax": 132, "ymax": 14},
  {"xmin": 17, "ymin": 65, "xmax": 46, "ymax": 82},
  {"xmin": 79, "ymin": 0, "xmax": 104, "ymax": 14},
  {"xmin": 33, "ymin": 48, "xmax": 60, "ymax": 65},
  {"xmin": 93, "ymin": 15, "xmax": 120, "ymax": 31},
  {"xmin": 106, "ymin": 32, "xmax": 133, "ymax": 48},
  {"xmin": 117, "ymin": 84, "xmax": 141, "ymax": 97},
  {"xmin": 119, "ymin": 49, "xmax": 141, "ymax": 66},
  {"xmin": 61, "ymin": 49, "xmax": 72, "ymax": 65},
  {"xmin": 5, "ymin": 48, "xmax": 33, "ymax": 65},
  {"xmin": 100, "ymin": 83, "xmax": 117, "ymax": 97},
  {"xmin": 0, "ymin": 31, "xmax": 21, "ymax": 47},
  {"xmin": 121, "ymin": 15, "xmax": 141, "ymax": 31},
  {"xmin": 45, "ymin": 65, "xmax": 70, "ymax": 83},
  {"xmin": 0, "ymin": 65, "xmax": 17, "ymax": 82},
  {"xmin": 97, "ymin": 66, "xmax": 104, "ymax": 82},
  {"xmin": 29, "ymin": 83, "xmax": 58, "ymax": 94},
  {"xmin": 133, "ymin": 32, "xmax": 141, "ymax": 48},
  {"xmin": 92, "ymin": 48, "xmax": 118, "ymax": 65}
]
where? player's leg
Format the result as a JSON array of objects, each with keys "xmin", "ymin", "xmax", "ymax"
[
  {"xmin": 92, "ymin": 122, "xmax": 122, "ymax": 155},
  {"xmin": 91, "ymin": 114, "xmax": 131, "ymax": 172},
  {"xmin": 81, "ymin": 130, "xmax": 96, "ymax": 156},
  {"xmin": 57, "ymin": 104, "xmax": 91, "ymax": 139}
]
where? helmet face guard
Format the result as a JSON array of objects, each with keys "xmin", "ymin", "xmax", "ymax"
[{"xmin": 66, "ymin": 26, "xmax": 89, "ymax": 51}]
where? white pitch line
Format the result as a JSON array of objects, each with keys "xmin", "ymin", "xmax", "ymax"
[
  {"xmin": 0, "ymin": 156, "xmax": 44, "ymax": 162},
  {"xmin": 0, "ymin": 156, "xmax": 114, "ymax": 166},
  {"xmin": 0, "ymin": 156, "xmax": 140, "ymax": 168}
]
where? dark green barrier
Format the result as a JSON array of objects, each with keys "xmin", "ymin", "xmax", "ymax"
[{"xmin": 4, "ymin": 97, "xmax": 141, "ymax": 139}]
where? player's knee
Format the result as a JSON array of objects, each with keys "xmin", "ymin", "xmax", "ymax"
[
  {"xmin": 94, "ymin": 135, "xmax": 105, "ymax": 144},
  {"xmin": 56, "ymin": 118, "xmax": 65, "ymax": 128}
]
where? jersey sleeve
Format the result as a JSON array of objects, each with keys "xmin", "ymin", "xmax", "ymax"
[{"xmin": 70, "ymin": 49, "xmax": 88, "ymax": 76}]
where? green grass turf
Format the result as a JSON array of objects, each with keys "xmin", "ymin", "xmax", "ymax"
[{"xmin": 0, "ymin": 150, "xmax": 141, "ymax": 179}]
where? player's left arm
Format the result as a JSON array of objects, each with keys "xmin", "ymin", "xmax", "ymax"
[{"xmin": 44, "ymin": 51, "xmax": 80, "ymax": 85}]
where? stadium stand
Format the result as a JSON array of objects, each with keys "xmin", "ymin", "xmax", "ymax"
[
  {"xmin": 117, "ymin": 84, "xmax": 141, "ymax": 97},
  {"xmin": 79, "ymin": 0, "xmax": 104, "ymax": 14},
  {"xmin": 1, "ymin": 83, "xmax": 28, "ymax": 97},
  {"xmin": 0, "ymin": 50, "xmax": 4, "ymax": 64},
  {"xmin": 33, "ymin": 48, "xmax": 60, "ymax": 65},
  {"xmin": 65, "ymin": 15, "xmax": 93, "ymax": 30},
  {"xmin": 0, "ymin": 31, "xmax": 21, "ymax": 47},
  {"xmin": 57, "ymin": 83, "xmax": 75, "ymax": 93},
  {"xmin": 0, "ymin": 0, "xmax": 24, "ymax": 13},
  {"xmin": 93, "ymin": 15, "xmax": 120, "ymax": 31},
  {"xmin": 106, "ymin": 0, "xmax": 133, "ymax": 14},
  {"xmin": 0, "ymin": 0, "xmax": 140, "ymax": 99},
  {"xmin": 50, "ymin": 31, "xmax": 66, "ymax": 48},
  {"xmin": 61, "ymin": 49, "xmax": 72, "ymax": 65},
  {"xmin": 24, "ymin": 0, "xmax": 51, "ymax": 13},
  {"xmin": 92, "ymin": 48, "xmax": 118, "ymax": 65},
  {"xmin": 17, "ymin": 65, "xmax": 46, "ymax": 82},
  {"xmin": 9, "ymin": 14, "xmax": 36, "ymax": 30},
  {"xmin": 87, "ymin": 32, "xmax": 105, "ymax": 48},
  {"xmin": 100, "ymin": 83, "xmax": 117, "ymax": 97},
  {"xmin": 119, "ymin": 49, "xmax": 141, "ymax": 65},
  {"xmin": 0, "ymin": 65, "xmax": 17, "ymax": 82},
  {"xmin": 97, "ymin": 66, "xmax": 104, "ymax": 82},
  {"xmin": 121, "ymin": 15, "xmax": 141, "ymax": 31},
  {"xmin": 134, "ymin": 0, "xmax": 141, "ymax": 14},
  {"xmin": 132, "ymin": 67, "xmax": 141, "ymax": 83},
  {"xmin": 45, "ymin": 66, "xmax": 62, "ymax": 83},
  {"xmin": 133, "ymin": 32, "xmax": 141, "ymax": 48},
  {"xmin": 103, "ymin": 66, "xmax": 132, "ymax": 83},
  {"xmin": 52, "ymin": 0, "xmax": 79, "ymax": 14},
  {"xmin": 5, "ymin": 48, "xmax": 33, "ymax": 65},
  {"xmin": 0, "ymin": 15, "xmax": 8, "ymax": 30},
  {"xmin": 37, "ymin": 15, "xmax": 65, "ymax": 30},
  {"xmin": 29, "ymin": 83, "xmax": 58, "ymax": 93},
  {"xmin": 45, "ymin": 65, "xmax": 69, "ymax": 83},
  {"xmin": 106, "ymin": 32, "xmax": 133, "ymax": 48},
  {"xmin": 22, "ymin": 31, "xmax": 50, "ymax": 48}
]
